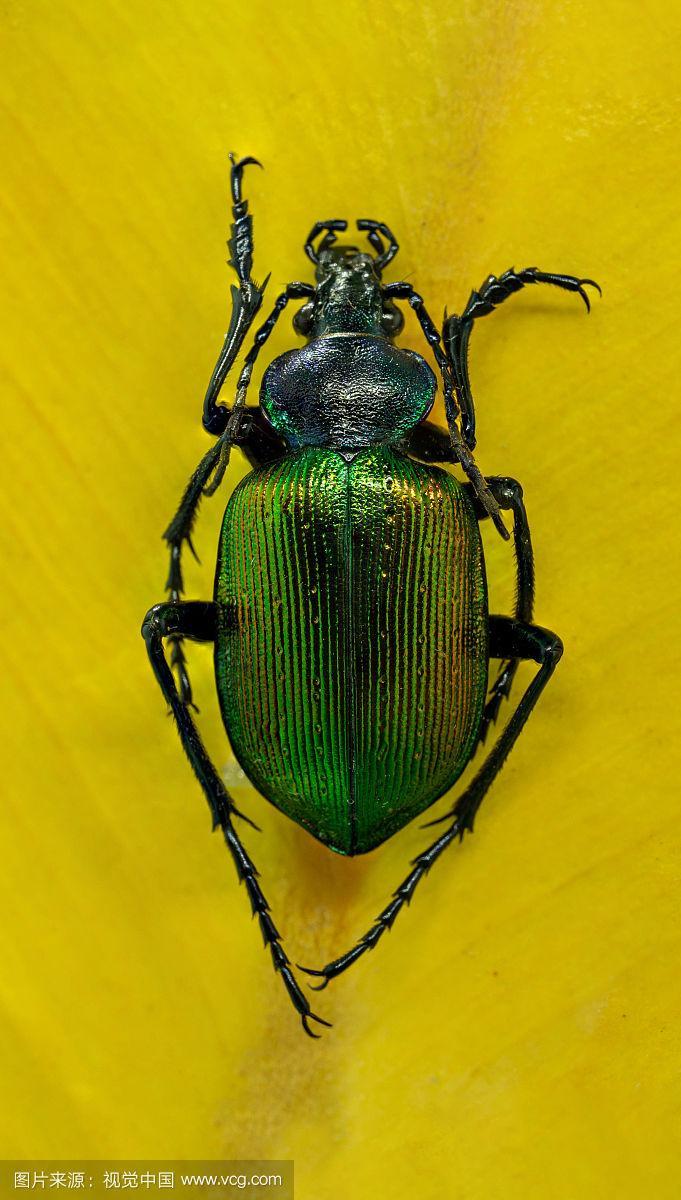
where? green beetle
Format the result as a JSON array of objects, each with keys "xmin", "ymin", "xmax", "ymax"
[{"xmin": 142, "ymin": 156, "xmax": 599, "ymax": 1035}]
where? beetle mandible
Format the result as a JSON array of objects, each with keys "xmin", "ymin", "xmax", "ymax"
[{"xmin": 142, "ymin": 155, "xmax": 599, "ymax": 1036}]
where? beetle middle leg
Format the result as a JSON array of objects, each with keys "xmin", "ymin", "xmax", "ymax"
[
  {"xmin": 385, "ymin": 284, "xmax": 509, "ymax": 540},
  {"xmin": 141, "ymin": 599, "xmax": 331, "ymax": 1037},
  {"xmin": 404, "ymin": 422, "xmax": 534, "ymax": 739},
  {"xmin": 298, "ymin": 616, "xmax": 562, "ymax": 990}
]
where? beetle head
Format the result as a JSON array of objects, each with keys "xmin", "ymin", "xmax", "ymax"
[{"xmin": 296, "ymin": 221, "xmax": 403, "ymax": 338}]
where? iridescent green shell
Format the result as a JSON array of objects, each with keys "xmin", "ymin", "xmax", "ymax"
[{"xmin": 214, "ymin": 445, "xmax": 488, "ymax": 855}]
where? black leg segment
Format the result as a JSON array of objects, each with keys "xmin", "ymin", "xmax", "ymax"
[
  {"xmin": 162, "ymin": 279, "xmax": 311, "ymax": 703},
  {"xmin": 466, "ymin": 476, "xmax": 535, "ymax": 742},
  {"xmin": 162, "ymin": 437, "xmax": 232, "ymax": 708},
  {"xmin": 231, "ymin": 281, "xmax": 314, "ymax": 413},
  {"xmin": 402, "ymin": 419, "xmax": 457, "ymax": 464},
  {"xmin": 141, "ymin": 599, "xmax": 331, "ymax": 1036},
  {"xmin": 404, "ymin": 425, "xmax": 537, "ymax": 741},
  {"xmin": 384, "ymin": 283, "xmax": 509, "ymax": 540},
  {"xmin": 299, "ymin": 616, "xmax": 562, "ymax": 989},
  {"xmin": 163, "ymin": 277, "xmax": 312, "ymax": 697},
  {"xmin": 444, "ymin": 266, "xmax": 601, "ymax": 449},
  {"xmin": 203, "ymin": 155, "xmax": 270, "ymax": 436},
  {"xmin": 233, "ymin": 405, "xmax": 287, "ymax": 469}
]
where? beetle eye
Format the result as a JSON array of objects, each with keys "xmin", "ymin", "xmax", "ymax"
[
  {"xmin": 293, "ymin": 303, "xmax": 315, "ymax": 336},
  {"xmin": 381, "ymin": 304, "xmax": 404, "ymax": 335}
]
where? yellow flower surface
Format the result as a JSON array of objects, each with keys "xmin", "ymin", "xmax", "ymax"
[{"xmin": 2, "ymin": 1, "xmax": 680, "ymax": 1196}]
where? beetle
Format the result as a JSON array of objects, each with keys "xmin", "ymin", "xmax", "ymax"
[{"xmin": 142, "ymin": 155, "xmax": 599, "ymax": 1036}]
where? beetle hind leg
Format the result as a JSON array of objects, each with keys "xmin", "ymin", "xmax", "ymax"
[
  {"xmin": 298, "ymin": 616, "xmax": 562, "ymax": 990},
  {"xmin": 142, "ymin": 599, "xmax": 331, "ymax": 1035}
]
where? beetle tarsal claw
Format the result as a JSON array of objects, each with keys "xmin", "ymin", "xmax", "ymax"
[
  {"xmin": 301, "ymin": 1011, "xmax": 332, "ymax": 1037},
  {"xmin": 229, "ymin": 153, "xmax": 263, "ymax": 171},
  {"xmin": 296, "ymin": 964, "xmax": 332, "ymax": 991},
  {"xmin": 577, "ymin": 277, "xmax": 601, "ymax": 312},
  {"xmin": 228, "ymin": 153, "xmax": 264, "ymax": 198}
]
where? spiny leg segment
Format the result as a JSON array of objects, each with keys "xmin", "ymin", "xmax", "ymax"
[
  {"xmin": 163, "ymin": 153, "xmax": 265, "ymax": 705},
  {"xmin": 142, "ymin": 600, "xmax": 331, "ymax": 1037},
  {"xmin": 404, "ymin": 419, "xmax": 535, "ymax": 740},
  {"xmin": 202, "ymin": 154, "xmax": 268, "ymax": 436},
  {"xmin": 465, "ymin": 476, "xmax": 534, "ymax": 742},
  {"xmin": 444, "ymin": 266, "xmax": 601, "ymax": 449},
  {"xmin": 163, "ymin": 154, "xmax": 311, "ymax": 706},
  {"xmin": 299, "ymin": 616, "xmax": 561, "ymax": 990},
  {"xmin": 384, "ymin": 281, "xmax": 509, "ymax": 540}
]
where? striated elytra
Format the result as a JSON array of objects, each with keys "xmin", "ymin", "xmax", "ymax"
[
  {"xmin": 215, "ymin": 446, "xmax": 487, "ymax": 855},
  {"xmin": 142, "ymin": 156, "xmax": 599, "ymax": 1036}
]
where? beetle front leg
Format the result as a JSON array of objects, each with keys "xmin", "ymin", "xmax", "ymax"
[
  {"xmin": 162, "ymin": 431, "xmax": 233, "ymax": 708},
  {"xmin": 141, "ymin": 600, "xmax": 331, "ymax": 1037},
  {"xmin": 444, "ymin": 266, "xmax": 601, "ymax": 449},
  {"xmin": 163, "ymin": 276, "xmax": 310, "ymax": 705},
  {"xmin": 299, "ymin": 616, "xmax": 561, "ymax": 990},
  {"xmin": 162, "ymin": 153, "xmax": 274, "ymax": 704},
  {"xmin": 202, "ymin": 154, "xmax": 270, "ymax": 436},
  {"xmin": 385, "ymin": 284, "xmax": 508, "ymax": 541}
]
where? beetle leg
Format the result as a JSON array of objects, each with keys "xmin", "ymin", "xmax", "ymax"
[
  {"xmin": 141, "ymin": 600, "xmax": 332, "ymax": 1036},
  {"xmin": 400, "ymin": 419, "xmax": 457, "ymax": 464},
  {"xmin": 164, "ymin": 152, "xmax": 272, "ymax": 704},
  {"xmin": 162, "ymin": 435, "xmax": 230, "ymax": 708},
  {"xmin": 298, "ymin": 616, "xmax": 561, "ymax": 989},
  {"xmin": 227, "ymin": 282, "xmax": 314, "ymax": 426},
  {"xmin": 384, "ymin": 283, "xmax": 509, "ymax": 540},
  {"xmin": 400, "ymin": 429, "xmax": 535, "ymax": 740},
  {"xmin": 201, "ymin": 155, "xmax": 270, "ymax": 436},
  {"xmin": 465, "ymin": 477, "xmax": 535, "ymax": 742},
  {"xmin": 162, "ymin": 416, "xmax": 259, "ymax": 706},
  {"xmin": 444, "ymin": 267, "xmax": 601, "ymax": 450},
  {"xmin": 233, "ymin": 405, "xmax": 288, "ymax": 469}
]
